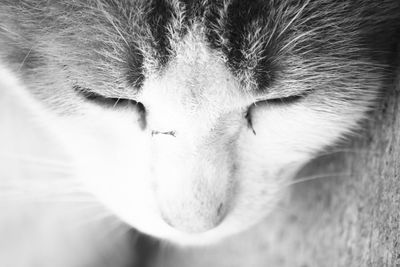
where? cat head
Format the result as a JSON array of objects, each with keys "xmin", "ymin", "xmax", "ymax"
[{"xmin": 1, "ymin": 0, "xmax": 397, "ymax": 244}]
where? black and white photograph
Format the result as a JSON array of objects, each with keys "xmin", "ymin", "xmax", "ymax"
[{"xmin": 0, "ymin": 1, "xmax": 399, "ymax": 266}]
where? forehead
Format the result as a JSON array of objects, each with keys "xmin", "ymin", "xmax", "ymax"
[
  {"xmin": 119, "ymin": 0, "xmax": 282, "ymax": 92},
  {"xmin": 1, "ymin": 0, "xmax": 291, "ymax": 103},
  {"xmin": 5, "ymin": 0, "xmax": 375, "ymax": 101}
]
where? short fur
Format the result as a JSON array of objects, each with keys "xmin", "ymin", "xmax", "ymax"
[{"xmin": 0, "ymin": 0, "xmax": 399, "ymax": 249}]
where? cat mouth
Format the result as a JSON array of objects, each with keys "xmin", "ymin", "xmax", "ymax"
[
  {"xmin": 158, "ymin": 201, "xmax": 228, "ymax": 234},
  {"xmin": 151, "ymin": 213, "xmax": 240, "ymax": 245}
]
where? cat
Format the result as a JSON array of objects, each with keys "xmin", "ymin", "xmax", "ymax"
[{"xmin": 0, "ymin": 0, "xmax": 399, "ymax": 250}]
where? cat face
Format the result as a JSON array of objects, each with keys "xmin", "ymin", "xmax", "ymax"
[
  {"xmin": 1, "ymin": 0, "xmax": 397, "ymax": 244},
  {"xmin": 52, "ymin": 34, "xmax": 367, "ymax": 244}
]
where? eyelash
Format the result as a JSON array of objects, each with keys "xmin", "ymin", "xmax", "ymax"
[
  {"xmin": 257, "ymin": 94, "xmax": 304, "ymax": 105},
  {"xmin": 74, "ymin": 85, "xmax": 134, "ymax": 106},
  {"xmin": 74, "ymin": 85, "xmax": 147, "ymax": 128},
  {"xmin": 75, "ymin": 85, "xmax": 305, "ymax": 134},
  {"xmin": 245, "ymin": 94, "xmax": 305, "ymax": 135}
]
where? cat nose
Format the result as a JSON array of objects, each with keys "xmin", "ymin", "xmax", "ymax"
[{"xmin": 159, "ymin": 201, "xmax": 227, "ymax": 233}]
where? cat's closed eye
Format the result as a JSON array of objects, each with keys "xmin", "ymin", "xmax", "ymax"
[
  {"xmin": 1, "ymin": 0, "xmax": 397, "ymax": 248},
  {"xmin": 245, "ymin": 93, "xmax": 307, "ymax": 134},
  {"xmin": 74, "ymin": 85, "xmax": 147, "ymax": 128}
]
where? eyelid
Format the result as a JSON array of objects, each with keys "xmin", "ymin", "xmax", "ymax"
[
  {"xmin": 74, "ymin": 85, "xmax": 136, "ymax": 107},
  {"xmin": 75, "ymin": 85, "xmax": 147, "ymax": 129},
  {"xmin": 254, "ymin": 91, "xmax": 310, "ymax": 105},
  {"xmin": 257, "ymin": 94, "xmax": 304, "ymax": 105},
  {"xmin": 245, "ymin": 92, "xmax": 307, "ymax": 134}
]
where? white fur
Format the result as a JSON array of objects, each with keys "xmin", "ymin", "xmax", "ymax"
[
  {"xmin": 1, "ymin": 0, "xmax": 394, "ymax": 248},
  {"xmin": 0, "ymin": 66, "xmax": 135, "ymax": 266},
  {"xmin": 0, "ymin": 26, "xmax": 371, "ymax": 246}
]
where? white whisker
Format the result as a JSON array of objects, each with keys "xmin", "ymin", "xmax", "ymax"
[
  {"xmin": 283, "ymin": 172, "xmax": 350, "ymax": 187},
  {"xmin": 0, "ymin": 153, "xmax": 74, "ymax": 167},
  {"xmin": 16, "ymin": 46, "xmax": 34, "ymax": 73},
  {"xmin": 315, "ymin": 148, "xmax": 379, "ymax": 157}
]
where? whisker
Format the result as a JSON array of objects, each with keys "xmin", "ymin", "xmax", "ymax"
[
  {"xmin": 0, "ymin": 187, "xmax": 91, "ymax": 202},
  {"xmin": 99, "ymin": 218, "xmax": 132, "ymax": 238},
  {"xmin": 34, "ymin": 195, "xmax": 97, "ymax": 203},
  {"xmin": 314, "ymin": 148, "xmax": 380, "ymax": 157},
  {"xmin": 16, "ymin": 46, "xmax": 34, "ymax": 73},
  {"xmin": 0, "ymin": 179, "xmax": 84, "ymax": 188},
  {"xmin": 282, "ymin": 172, "xmax": 350, "ymax": 187},
  {"xmin": 113, "ymin": 97, "xmax": 122, "ymax": 108},
  {"xmin": 72, "ymin": 209, "xmax": 117, "ymax": 227},
  {"xmin": 0, "ymin": 154, "xmax": 74, "ymax": 167},
  {"xmin": 0, "ymin": 195, "xmax": 89, "ymax": 204},
  {"xmin": 1, "ymin": 167, "xmax": 74, "ymax": 177}
]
